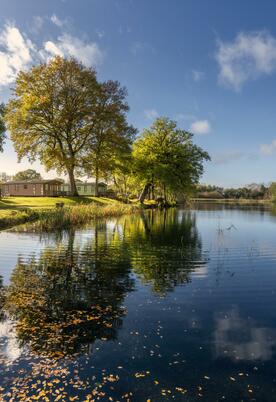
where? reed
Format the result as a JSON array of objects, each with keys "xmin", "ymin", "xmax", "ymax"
[
  {"xmin": 16, "ymin": 203, "xmax": 139, "ymax": 232},
  {"xmin": 0, "ymin": 209, "xmax": 38, "ymax": 230}
]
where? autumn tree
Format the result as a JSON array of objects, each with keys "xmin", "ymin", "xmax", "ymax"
[
  {"xmin": 0, "ymin": 103, "xmax": 6, "ymax": 153},
  {"xmin": 83, "ymin": 81, "xmax": 136, "ymax": 196},
  {"xmin": 13, "ymin": 169, "xmax": 42, "ymax": 181},
  {"xmin": 5, "ymin": 57, "xmax": 99, "ymax": 196},
  {"xmin": 133, "ymin": 117, "xmax": 210, "ymax": 203}
]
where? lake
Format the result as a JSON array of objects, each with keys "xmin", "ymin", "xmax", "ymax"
[{"xmin": 1, "ymin": 203, "xmax": 276, "ymax": 401}]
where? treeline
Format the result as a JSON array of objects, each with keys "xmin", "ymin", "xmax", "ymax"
[
  {"xmin": 195, "ymin": 184, "xmax": 270, "ymax": 200},
  {"xmin": 0, "ymin": 56, "xmax": 210, "ymax": 203}
]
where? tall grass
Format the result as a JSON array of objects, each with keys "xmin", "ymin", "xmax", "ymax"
[
  {"xmin": 0, "ymin": 209, "xmax": 38, "ymax": 230},
  {"xmin": 14, "ymin": 204, "xmax": 139, "ymax": 232}
]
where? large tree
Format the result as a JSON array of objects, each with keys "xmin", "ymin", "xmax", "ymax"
[
  {"xmin": 5, "ymin": 57, "xmax": 99, "ymax": 196},
  {"xmin": 83, "ymin": 80, "xmax": 136, "ymax": 196},
  {"xmin": 13, "ymin": 169, "xmax": 42, "ymax": 181},
  {"xmin": 133, "ymin": 117, "xmax": 210, "ymax": 203},
  {"xmin": 0, "ymin": 103, "xmax": 6, "ymax": 153}
]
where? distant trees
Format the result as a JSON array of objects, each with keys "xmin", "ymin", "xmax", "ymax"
[
  {"xmin": 132, "ymin": 118, "xmax": 210, "ymax": 203},
  {"xmin": 196, "ymin": 184, "xmax": 268, "ymax": 200},
  {"xmin": 0, "ymin": 103, "xmax": 6, "ymax": 153},
  {"xmin": 268, "ymin": 183, "xmax": 276, "ymax": 201},
  {"xmin": 13, "ymin": 169, "xmax": 42, "ymax": 181}
]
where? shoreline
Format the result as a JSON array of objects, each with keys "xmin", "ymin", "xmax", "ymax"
[
  {"xmin": 191, "ymin": 198, "xmax": 271, "ymax": 205},
  {"xmin": 1, "ymin": 197, "xmax": 274, "ymax": 232}
]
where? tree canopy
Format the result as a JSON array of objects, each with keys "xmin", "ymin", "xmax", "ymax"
[
  {"xmin": 132, "ymin": 117, "xmax": 210, "ymax": 203},
  {"xmin": 0, "ymin": 103, "xmax": 6, "ymax": 153},
  {"xmin": 82, "ymin": 80, "xmax": 136, "ymax": 195},
  {"xmin": 13, "ymin": 169, "xmax": 42, "ymax": 181},
  {"xmin": 4, "ymin": 56, "xmax": 210, "ymax": 202},
  {"xmin": 5, "ymin": 57, "xmax": 100, "ymax": 196}
]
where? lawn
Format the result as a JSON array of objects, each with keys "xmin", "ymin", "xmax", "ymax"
[
  {"xmin": 0, "ymin": 196, "xmax": 119, "ymax": 211},
  {"xmin": 0, "ymin": 196, "xmax": 122, "ymax": 230}
]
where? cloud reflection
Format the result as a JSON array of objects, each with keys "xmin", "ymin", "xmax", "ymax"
[{"xmin": 214, "ymin": 308, "xmax": 276, "ymax": 361}]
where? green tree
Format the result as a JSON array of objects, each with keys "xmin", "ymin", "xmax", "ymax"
[
  {"xmin": 0, "ymin": 103, "xmax": 6, "ymax": 153},
  {"xmin": 13, "ymin": 169, "xmax": 42, "ymax": 181},
  {"xmin": 133, "ymin": 117, "xmax": 210, "ymax": 203},
  {"xmin": 4, "ymin": 57, "xmax": 99, "ymax": 196},
  {"xmin": 83, "ymin": 80, "xmax": 136, "ymax": 196}
]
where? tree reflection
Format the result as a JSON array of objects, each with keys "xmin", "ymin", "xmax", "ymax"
[
  {"xmin": 3, "ymin": 227, "xmax": 134, "ymax": 358},
  {"xmin": 120, "ymin": 208, "xmax": 206, "ymax": 293},
  {"xmin": 2, "ymin": 209, "xmax": 206, "ymax": 358}
]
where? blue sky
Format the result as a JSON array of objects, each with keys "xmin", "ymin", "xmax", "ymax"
[{"xmin": 1, "ymin": 0, "xmax": 276, "ymax": 187}]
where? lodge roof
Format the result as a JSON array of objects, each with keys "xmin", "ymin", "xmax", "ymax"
[
  {"xmin": 2, "ymin": 179, "xmax": 63, "ymax": 185},
  {"xmin": 62, "ymin": 182, "xmax": 107, "ymax": 186}
]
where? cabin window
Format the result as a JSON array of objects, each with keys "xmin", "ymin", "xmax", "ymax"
[
  {"xmin": 45, "ymin": 184, "xmax": 48, "ymax": 190},
  {"xmin": 77, "ymin": 187, "xmax": 81, "ymax": 191},
  {"xmin": 24, "ymin": 184, "xmax": 27, "ymax": 189},
  {"xmin": 84, "ymin": 186, "xmax": 87, "ymax": 192}
]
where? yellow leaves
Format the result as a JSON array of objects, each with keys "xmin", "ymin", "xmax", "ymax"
[{"xmin": 175, "ymin": 387, "xmax": 187, "ymax": 394}]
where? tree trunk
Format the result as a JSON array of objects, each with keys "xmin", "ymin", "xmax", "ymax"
[
  {"xmin": 95, "ymin": 164, "xmax": 99, "ymax": 197},
  {"xmin": 68, "ymin": 168, "xmax": 78, "ymax": 196},
  {"xmin": 139, "ymin": 183, "xmax": 151, "ymax": 204}
]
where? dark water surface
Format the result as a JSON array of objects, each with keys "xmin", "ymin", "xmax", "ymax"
[{"xmin": 1, "ymin": 204, "xmax": 276, "ymax": 401}]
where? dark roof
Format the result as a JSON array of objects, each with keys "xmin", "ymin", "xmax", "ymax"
[
  {"xmin": 62, "ymin": 182, "xmax": 107, "ymax": 186},
  {"xmin": 2, "ymin": 179, "xmax": 63, "ymax": 185}
]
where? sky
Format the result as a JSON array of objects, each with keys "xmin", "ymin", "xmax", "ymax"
[{"xmin": 1, "ymin": 0, "xmax": 276, "ymax": 187}]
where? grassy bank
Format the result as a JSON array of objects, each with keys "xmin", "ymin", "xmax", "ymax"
[
  {"xmin": 0, "ymin": 196, "xmax": 116, "ymax": 210},
  {"xmin": 0, "ymin": 196, "xmax": 138, "ymax": 231},
  {"xmin": 23, "ymin": 203, "xmax": 139, "ymax": 232}
]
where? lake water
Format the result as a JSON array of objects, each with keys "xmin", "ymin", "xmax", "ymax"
[{"xmin": 1, "ymin": 204, "xmax": 276, "ymax": 401}]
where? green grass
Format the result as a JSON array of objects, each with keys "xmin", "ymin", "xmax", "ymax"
[
  {"xmin": 0, "ymin": 209, "xmax": 38, "ymax": 230},
  {"xmin": 0, "ymin": 196, "xmax": 119, "ymax": 210},
  {"xmin": 23, "ymin": 204, "xmax": 139, "ymax": 232},
  {"xmin": 0, "ymin": 196, "xmax": 129, "ymax": 231}
]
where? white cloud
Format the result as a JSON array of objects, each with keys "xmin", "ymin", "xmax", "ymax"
[
  {"xmin": 44, "ymin": 41, "xmax": 64, "ymax": 57},
  {"xmin": 50, "ymin": 14, "xmax": 65, "ymax": 27},
  {"xmin": 216, "ymin": 31, "xmax": 276, "ymax": 91},
  {"xmin": 0, "ymin": 24, "xmax": 34, "ymax": 87},
  {"xmin": 0, "ymin": 22, "xmax": 104, "ymax": 88},
  {"xmin": 190, "ymin": 119, "xmax": 210, "ymax": 135},
  {"xmin": 260, "ymin": 139, "xmax": 276, "ymax": 156},
  {"xmin": 144, "ymin": 109, "xmax": 158, "ymax": 120},
  {"xmin": 192, "ymin": 70, "xmax": 204, "ymax": 82},
  {"xmin": 44, "ymin": 34, "xmax": 103, "ymax": 66}
]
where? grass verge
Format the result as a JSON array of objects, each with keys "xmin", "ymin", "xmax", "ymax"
[{"xmin": 3, "ymin": 203, "xmax": 139, "ymax": 232}]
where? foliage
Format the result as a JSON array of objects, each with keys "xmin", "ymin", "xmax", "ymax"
[
  {"xmin": 4, "ymin": 57, "xmax": 99, "ymax": 196},
  {"xmin": 0, "ymin": 103, "xmax": 6, "ymax": 152},
  {"xmin": 132, "ymin": 117, "xmax": 210, "ymax": 203},
  {"xmin": 82, "ymin": 80, "xmax": 136, "ymax": 195},
  {"xmin": 269, "ymin": 182, "xmax": 276, "ymax": 201},
  {"xmin": 196, "ymin": 184, "xmax": 268, "ymax": 200},
  {"xmin": 13, "ymin": 169, "xmax": 42, "ymax": 181}
]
